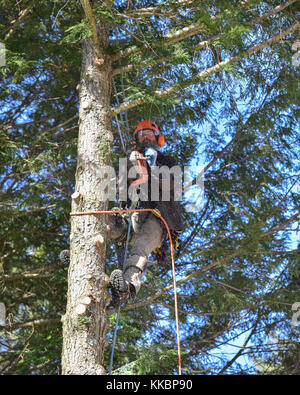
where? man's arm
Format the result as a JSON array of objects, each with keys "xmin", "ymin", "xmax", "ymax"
[{"xmin": 117, "ymin": 150, "xmax": 148, "ymax": 207}]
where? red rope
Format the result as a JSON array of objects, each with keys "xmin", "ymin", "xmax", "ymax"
[{"xmin": 70, "ymin": 208, "xmax": 182, "ymax": 375}]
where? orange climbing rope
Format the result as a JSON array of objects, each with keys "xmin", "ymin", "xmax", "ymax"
[{"xmin": 70, "ymin": 208, "xmax": 182, "ymax": 375}]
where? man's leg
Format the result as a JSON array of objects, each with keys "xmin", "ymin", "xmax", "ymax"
[
  {"xmin": 124, "ymin": 215, "xmax": 163, "ymax": 294},
  {"xmin": 109, "ymin": 214, "xmax": 164, "ymax": 305},
  {"xmin": 106, "ymin": 208, "xmax": 129, "ymax": 240}
]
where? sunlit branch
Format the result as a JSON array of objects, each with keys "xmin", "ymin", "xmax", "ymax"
[{"xmin": 111, "ymin": 22, "xmax": 299, "ymax": 117}]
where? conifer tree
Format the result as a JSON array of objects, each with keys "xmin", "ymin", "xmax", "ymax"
[{"xmin": 0, "ymin": 0, "xmax": 299, "ymax": 375}]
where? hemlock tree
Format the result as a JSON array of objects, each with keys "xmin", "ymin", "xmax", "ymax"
[{"xmin": 0, "ymin": 0, "xmax": 299, "ymax": 375}]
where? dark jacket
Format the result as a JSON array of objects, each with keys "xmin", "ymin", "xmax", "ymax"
[{"xmin": 119, "ymin": 149, "xmax": 184, "ymax": 232}]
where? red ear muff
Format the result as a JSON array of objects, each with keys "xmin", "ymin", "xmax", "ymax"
[{"xmin": 157, "ymin": 134, "xmax": 165, "ymax": 147}]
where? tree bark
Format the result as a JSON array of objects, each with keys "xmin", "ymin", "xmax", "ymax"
[{"xmin": 61, "ymin": 25, "xmax": 113, "ymax": 375}]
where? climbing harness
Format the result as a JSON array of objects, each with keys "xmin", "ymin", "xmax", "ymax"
[
  {"xmin": 153, "ymin": 229, "xmax": 181, "ymax": 264},
  {"xmin": 110, "ymin": 211, "xmax": 135, "ymax": 249},
  {"xmin": 70, "ymin": 207, "xmax": 182, "ymax": 375}
]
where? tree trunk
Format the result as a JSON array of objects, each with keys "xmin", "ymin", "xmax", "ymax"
[{"xmin": 61, "ymin": 27, "xmax": 113, "ymax": 375}]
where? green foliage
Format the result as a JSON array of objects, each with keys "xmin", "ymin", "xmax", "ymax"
[
  {"xmin": 74, "ymin": 315, "xmax": 93, "ymax": 328},
  {"xmin": 62, "ymin": 20, "xmax": 90, "ymax": 43},
  {"xmin": 1, "ymin": 0, "xmax": 299, "ymax": 376}
]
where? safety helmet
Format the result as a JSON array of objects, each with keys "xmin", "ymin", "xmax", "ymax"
[{"xmin": 133, "ymin": 120, "xmax": 165, "ymax": 147}]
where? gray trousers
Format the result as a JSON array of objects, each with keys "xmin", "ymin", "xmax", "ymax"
[{"xmin": 124, "ymin": 212, "xmax": 164, "ymax": 294}]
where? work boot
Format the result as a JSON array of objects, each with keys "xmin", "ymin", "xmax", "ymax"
[
  {"xmin": 59, "ymin": 250, "xmax": 70, "ymax": 265},
  {"xmin": 109, "ymin": 269, "xmax": 136, "ymax": 307}
]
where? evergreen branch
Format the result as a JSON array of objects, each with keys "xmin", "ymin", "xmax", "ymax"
[
  {"xmin": 181, "ymin": 218, "xmax": 300, "ymax": 260},
  {"xmin": 117, "ymin": 212, "xmax": 299, "ymax": 312},
  {"xmin": 250, "ymin": 0, "xmax": 297, "ymax": 25},
  {"xmin": 177, "ymin": 199, "xmax": 212, "ymax": 256},
  {"xmin": 140, "ymin": 0, "xmax": 253, "ymax": 17},
  {"xmin": 111, "ymin": 22, "xmax": 205, "ymax": 62},
  {"xmin": 112, "ymin": 36, "xmax": 216, "ymax": 76},
  {"xmin": 80, "ymin": 0, "xmax": 101, "ymax": 48},
  {"xmin": 112, "ymin": 55, "xmax": 172, "ymax": 76},
  {"xmin": 263, "ymin": 212, "xmax": 300, "ymax": 238},
  {"xmin": 109, "ymin": 1, "xmax": 198, "ymax": 46},
  {"xmin": 183, "ymin": 135, "xmax": 237, "ymax": 192},
  {"xmin": 38, "ymin": 115, "xmax": 78, "ymax": 135},
  {"xmin": 0, "ymin": 318, "xmax": 61, "ymax": 331},
  {"xmin": 2, "ymin": 261, "xmax": 64, "ymax": 282},
  {"xmin": 118, "ymin": 258, "xmax": 231, "ymax": 312},
  {"xmin": 264, "ymin": 173, "xmax": 300, "ymax": 221},
  {"xmin": 2, "ymin": 117, "xmax": 54, "ymax": 131},
  {"xmin": 4, "ymin": 0, "xmax": 39, "ymax": 41},
  {"xmin": 190, "ymin": 214, "xmax": 299, "ymax": 260},
  {"xmin": 111, "ymin": 22, "xmax": 299, "ymax": 116},
  {"xmin": 217, "ymin": 322, "xmax": 258, "ymax": 375},
  {"xmin": 158, "ymin": 301, "xmax": 242, "ymax": 317},
  {"xmin": 124, "ymin": 0, "xmax": 196, "ymax": 18},
  {"xmin": 111, "ymin": 0, "xmax": 296, "ymax": 63},
  {"xmin": 205, "ymin": 155, "xmax": 249, "ymax": 178},
  {"xmin": 112, "ymin": 0, "xmax": 297, "ymax": 76},
  {"xmin": 123, "ymin": 0, "xmax": 251, "ymax": 20},
  {"xmin": 14, "ymin": 204, "xmax": 56, "ymax": 216},
  {"xmin": 229, "ymin": 248, "xmax": 300, "ymax": 256},
  {"xmin": 164, "ymin": 23, "xmax": 205, "ymax": 46}
]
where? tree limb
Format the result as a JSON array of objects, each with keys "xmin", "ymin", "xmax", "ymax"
[
  {"xmin": 111, "ymin": 0, "xmax": 296, "ymax": 64},
  {"xmin": 111, "ymin": 22, "xmax": 205, "ymax": 62},
  {"xmin": 183, "ymin": 135, "xmax": 237, "ymax": 192},
  {"xmin": 4, "ymin": 0, "xmax": 39, "ymax": 41},
  {"xmin": 80, "ymin": 0, "xmax": 101, "ymax": 48},
  {"xmin": 113, "ymin": 211, "xmax": 300, "ymax": 313},
  {"xmin": 250, "ymin": 0, "xmax": 297, "ymax": 25},
  {"xmin": 0, "ymin": 318, "xmax": 61, "ymax": 331},
  {"xmin": 263, "ymin": 211, "xmax": 300, "ymax": 238},
  {"xmin": 217, "ymin": 322, "xmax": 258, "ymax": 374},
  {"xmin": 111, "ymin": 22, "xmax": 299, "ymax": 116},
  {"xmin": 2, "ymin": 261, "xmax": 64, "ymax": 282},
  {"xmin": 124, "ymin": 0, "xmax": 196, "ymax": 18},
  {"xmin": 112, "ymin": 55, "xmax": 172, "ymax": 77}
]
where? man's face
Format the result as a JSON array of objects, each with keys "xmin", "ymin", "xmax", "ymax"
[{"xmin": 137, "ymin": 130, "xmax": 156, "ymax": 145}]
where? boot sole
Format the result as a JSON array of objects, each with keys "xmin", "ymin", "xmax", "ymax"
[
  {"xmin": 109, "ymin": 269, "xmax": 128, "ymax": 293},
  {"xmin": 59, "ymin": 250, "xmax": 70, "ymax": 265}
]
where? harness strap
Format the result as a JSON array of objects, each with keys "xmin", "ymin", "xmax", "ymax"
[
  {"xmin": 129, "ymin": 150, "xmax": 149, "ymax": 187},
  {"xmin": 114, "ymin": 224, "xmax": 135, "ymax": 247}
]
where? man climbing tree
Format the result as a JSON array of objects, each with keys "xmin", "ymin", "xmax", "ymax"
[
  {"xmin": 107, "ymin": 121, "xmax": 184, "ymax": 307},
  {"xmin": 1, "ymin": 0, "xmax": 299, "ymax": 376},
  {"xmin": 60, "ymin": 121, "xmax": 184, "ymax": 307}
]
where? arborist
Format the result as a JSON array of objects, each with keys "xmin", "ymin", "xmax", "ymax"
[{"xmin": 107, "ymin": 121, "xmax": 184, "ymax": 307}]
